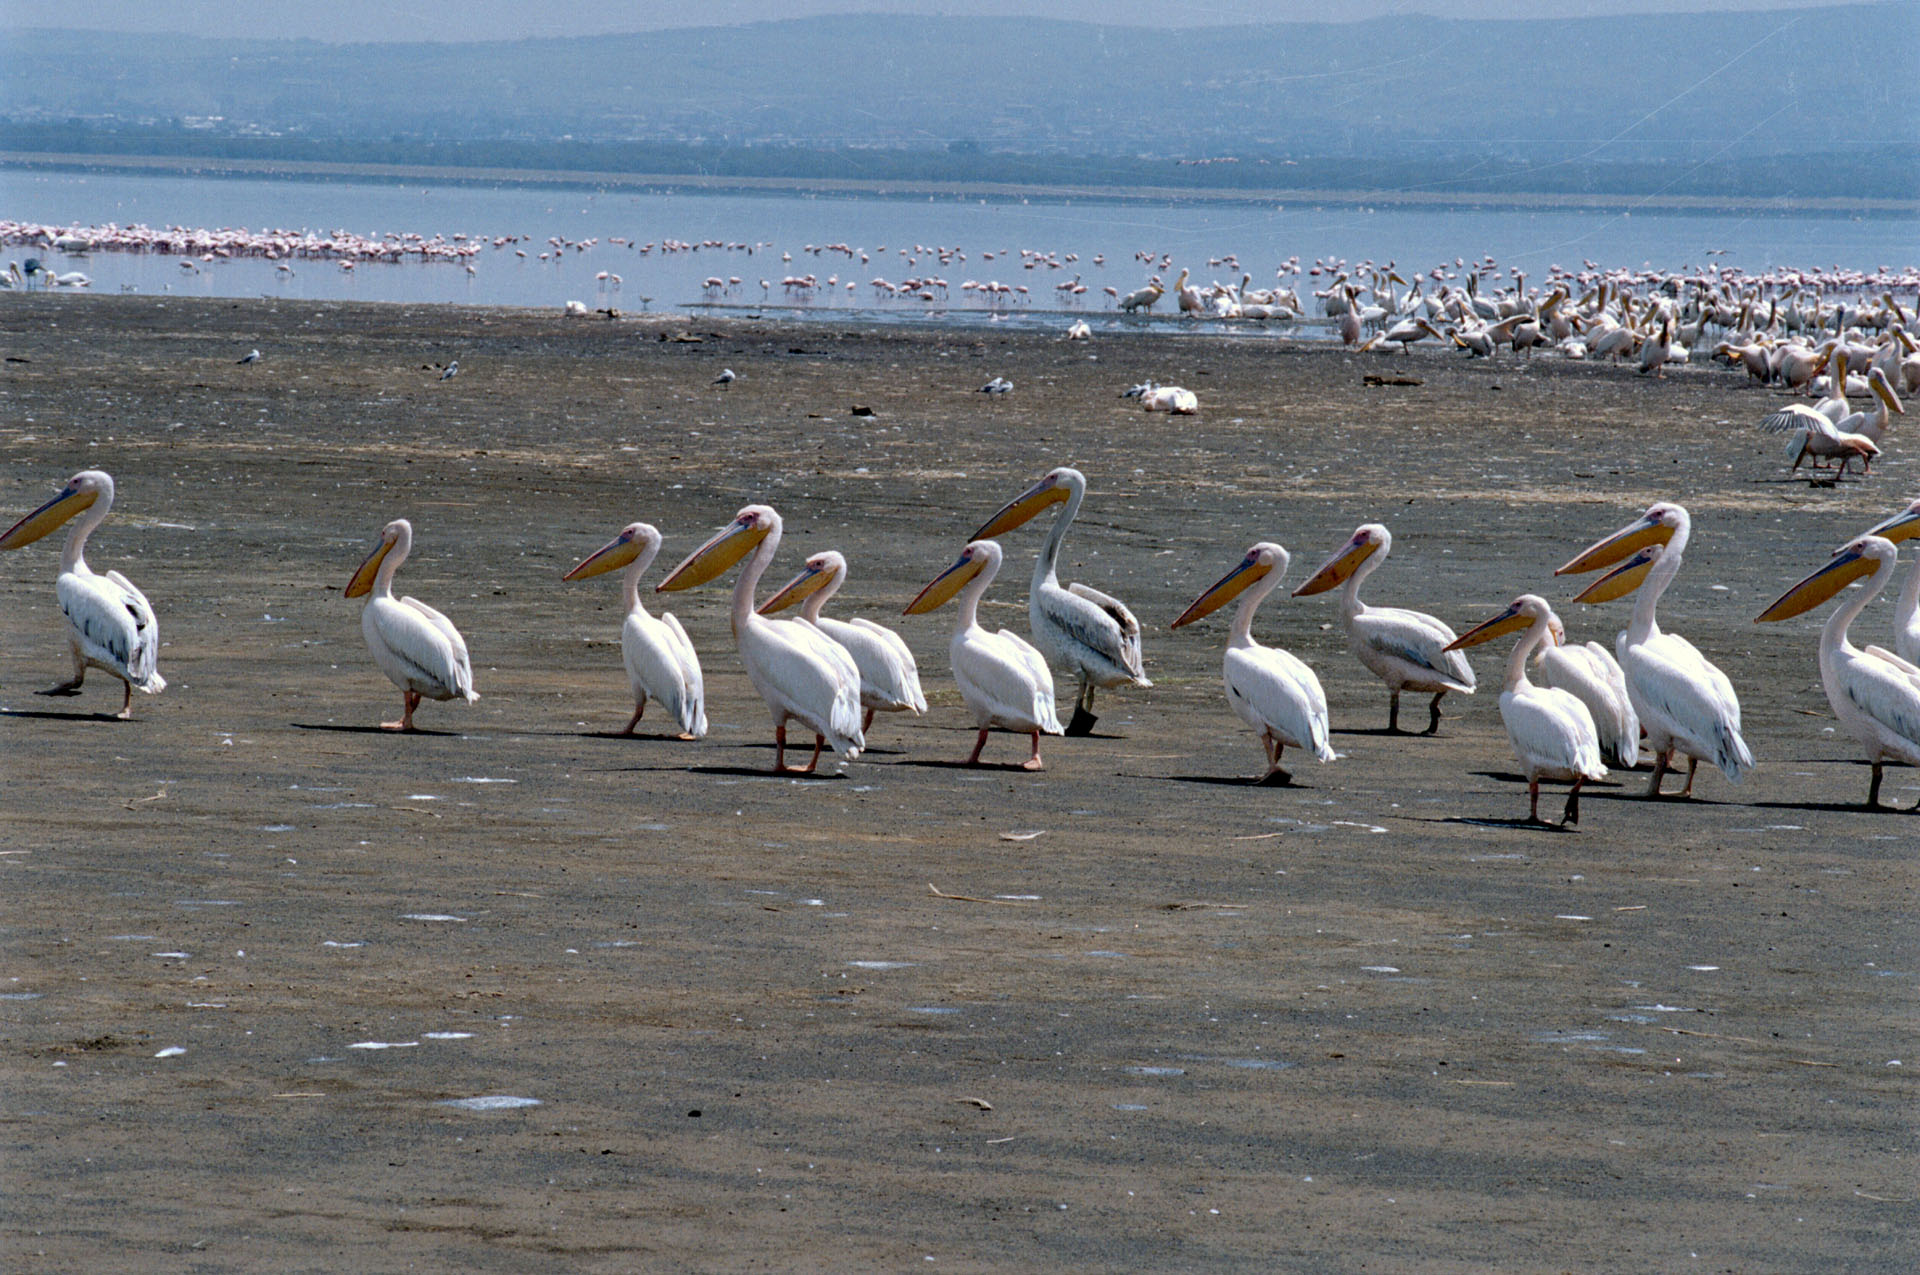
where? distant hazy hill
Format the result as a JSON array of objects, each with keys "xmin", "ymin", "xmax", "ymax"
[{"xmin": 5, "ymin": 6, "xmax": 1913, "ymax": 163}]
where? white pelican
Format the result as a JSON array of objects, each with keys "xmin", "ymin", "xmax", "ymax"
[
  {"xmin": 972, "ymin": 466, "xmax": 1151, "ymax": 735},
  {"xmin": 562, "ymin": 522, "xmax": 707, "ymax": 739},
  {"xmin": 1448, "ymin": 595, "xmax": 1607, "ymax": 826},
  {"xmin": 1756, "ymin": 534, "xmax": 1920, "ymax": 809},
  {"xmin": 904, "ymin": 539, "xmax": 1062, "ymax": 769},
  {"xmin": 759, "ymin": 549, "xmax": 927, "ymax": 732},
  {"xmin": 1556, "ymin": 502, "xmax": 1753, "ymax": 797},
  {"xmin": 1536, "ymin": 613, "xmax": 1641, "ymax": 770},
  {"xmin": 1170, "ymin": 542, "xmax": 1335, "ymax": 784},
  {"xmin": 0, "ymin": 469, "xmax": 164, "ymax": 718},
  {"xmin": 345, "ymin": 518, "xmax": 477, "ymax": 731},
  {"xmin": 1861, "ymin": 498, "xmax": 1920, "ymax": 664},
  {"xmin": 1292, "ymin": 523, "xmax": 1475, "ymax": 733},
  {"xmin": 657, "ymin": 505, "xmax": 862, "ymax": 772}
]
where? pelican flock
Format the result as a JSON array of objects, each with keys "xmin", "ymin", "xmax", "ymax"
[
  {"xmin": 345, "ymin": 518, "xmax": 478, "ymax": 731},
  {"xmin": 0, "ymin": 469, "xmax": 165, "ymax": 718}
]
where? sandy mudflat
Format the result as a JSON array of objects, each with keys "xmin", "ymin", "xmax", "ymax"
[{"xmin": 1, "ymin": 295, "xmax": 1911, "ymax": 1271}]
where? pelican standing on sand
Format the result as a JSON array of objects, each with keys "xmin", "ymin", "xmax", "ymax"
[
  {"xmin": 759, "ymin": 549, "xmax": 926, "ymax": 733},
  {"xmin": 904, "ymin": 539, "xmax": 1062, "ymax": 769},
  {"xmin": 657, "ymin": 505, "xmax": 862, "ymax": 773},
  {"xmin": 0, "ymin": 469, "xmax": 165, "ymax": 718},
  {"xmin": 1536, "ymin": 613, "xmax": 1641, "ymax": 770},
  {"xmin": 1556, "ymin": 502, "xmax": 1753, "ymax": 797},
  {"xmin": 1292, "ymin": 523, "xmax": 1475, "ymax": 733},
  {"xmin": 1171, "ymin": 542, "xmax": 1335, "ymax": 784},
  {"xmin": 563, "ymin": 522, "xmax": 707, "ymax": 738},
  {"xmin": 1448, "ymin": 594, "xmax": 1606, "ymax": 825},
  {"xmin": 345, "ymin": 518, "xmax": 478, "ymax": 731},
  {"xmin": 1860, "ymin": 498, "xmax": 1920, "ymax": 663},
  {"xmin": 1756, "ymin": 533, "xmax": 1920, "ymax": 809},
  {"xmin": 972, "ymin": 466, "xmax": 1150, "ymax": 735}
]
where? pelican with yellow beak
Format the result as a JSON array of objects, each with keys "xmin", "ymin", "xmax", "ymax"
[
  {"xmin": 1291, "ymin": 523, "xmax": 1475, "ymax": 733},
  {"xmin": 1171, "ymin": 542, "xmax": 1334, "ymax": 784},
  {"xmin": 657, "ymin": 505, "xmax": 862, "ymax": 772},
  {"xmin": 0, "ymin": 468, "xmax": 164, "ymax": 717},
  {"xmin": 1557, "ymin": 502, "xmax": 1752, "ymax": 797},
  {"xmin": 345, "ymin": 518, "xmax": 477, "ymax": 731},
  {"xmin": 563, "ymin": 522, "xmax": 706, "ymax": 738},
  {"xmin": 1535, "ymin": 613, "xmax": 1640, "ymax": 771},
  {"xmin": 904, "ymin": 539, "xmax": 1062, "ymax": 769},
  {"xmin": 759, "ymin": 549, "xmax": 926, "ymax": 733},
  {"xmin": 972, "ymin": 466, "xmax": 1149, "ymax": 736},
  {"xmin": 1756, "ymin": 535, "xmax": 1920, "ymax": 808},
  {"xmin": 1860, "ymin": 499, "xmax": 1920, "ymax": 663},
  {"xmin": 1447, "ymin": 594, "xmax": 1606, "ymax": 825}
]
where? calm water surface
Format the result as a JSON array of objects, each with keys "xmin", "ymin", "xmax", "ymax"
[{"xmin": 4, "ymin": 169, "xmax": 1913, "ymax": 330}]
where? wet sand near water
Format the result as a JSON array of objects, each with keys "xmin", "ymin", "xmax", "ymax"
[{"xmin": 1, "ymin": 295, "xmax": 1912, "ymax": 1271}]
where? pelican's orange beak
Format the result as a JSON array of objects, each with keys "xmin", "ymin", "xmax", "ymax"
[{"xmin": 0, "ymin": 481, "xmax": 95, "ymax": 551}]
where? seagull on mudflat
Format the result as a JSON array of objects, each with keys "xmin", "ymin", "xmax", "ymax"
[
  {"xmin": 714, "ymin": 368, "xmax": 736, "ymax": 387},
  {"xmin": 237, "ymin": 349, "xmax": 261, "ymax": 364},
  {"xmin": 439, "ymin": 361, "xmax": 460, "ymax": 381},
  {"xmin": 979, "ymin": 376, "xmax": 1013, "ymax": 395}
]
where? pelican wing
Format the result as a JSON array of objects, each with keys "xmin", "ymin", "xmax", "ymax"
[
  {"xmin": 625, "ymin": 608, "xmax": 707, "ymax": 737},
  {"xmin": 657, "ymin": 610, "xmax": 708, "ymax": 735},
  {"xmin": 1624, "ymin": 635, "xmax": 1749, "ymax": 780},
  {"xmin": 1356, "ymin": 606, "xmax": 1476, "ymax": 691},
  {"xmin": 1502, "ymin": 684, "xmax": 1606, "ymax": 780},
  {"xmin": 954, "ymin": 628, "xmax": 1063, "ymax": 734},
  {"xmin": 1841, "ymin": 649, "xmax": 1920, "ymax": 760},
  {"xmin": 398, "ymin": 595, "xmax": 477, "ymax": 699},
  {"xmin": 843, "ymin": 616, "xmax": 928, "ymax": 713},
  {"xmin": 1539, "ymin": 642, "xmax": 1640, "ymax": 769},
  {"xmin": 58, "ymin": 569, "xmax": 164, "ymax": 691},
  {"xmin": 742, "ymin": 618, "xmax": 863, "ymax": 753},
  {"xmin": 1057, "ymin": 580, "xmax": 1149, "ymax": 683},
  {"xmin": 1758, "ymin": 403, "xmax": 1827, "ymax": 433},
  {"xmin": 1225, "ymin": 644, "xmax": 1334, "ymax": 761}
]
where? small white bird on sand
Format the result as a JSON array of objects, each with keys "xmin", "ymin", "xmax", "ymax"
[
  {"xmin": 714, "ymin": 368, "xmax": 736, "ymax": 387},
  {"xmin": 979, "ymin": 376, "xmax": 1013, "ymax": 394},
  {"xmin": 237, "ymin": 349, "xmax": 260, "ymax": 364},
  {"xmin": 439, "ymin": 361, "xmax": 459, "ymax": 381}
]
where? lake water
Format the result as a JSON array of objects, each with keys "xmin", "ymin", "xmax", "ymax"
[{"xmin": 4, "ymin": 168, "xmax": 1914, "ymax": 330}]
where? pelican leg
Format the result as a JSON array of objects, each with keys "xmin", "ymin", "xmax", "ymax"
[
  {"xmin": 384, "ymin": 690, "xmax": 422, "ymax": 732},
  {"xmin": 116, "ymin": 678, "xmax": 134, "ymax": 721},
  {"xmin": 800, "ymin": 734, "xmax": 825, "ymax": 774},
  {"xmin": 862, "ymin": 707, "xmax": 876, "ymax": 734},
  {"xmin": 1562, "ymin": 777, "xmax": 1584, "ymax": 826},
  {"xmin": 1256, "ymin": 735, "xmax": 1292, "ymax": 786},
  {"xmin": 622, "ymin": 699, "xmax": 646, "ymax": 735},
  {"xmin": 1065, "ymin": 680, "xmax": 1098, "ymax": 737},
  {"xmin": 1387, "ymin": 690, "xmax": 1402, "ymax": 733},
  {"xmin": 965, "ymin": 728, "xmax": 991, "ymax": 766},
  {"xmin": 1680, "ymin": 756, "xmax": 1699, "ymax": 799},
  {"xmin": 1022, "ymin": 730, "xmax": 1045, "ymax": 771},
  {"xmin": 1646, "ymin": 749, "xmax": 1671, "ymax": 797},
  {"xmin": 1868, "ymin": 762, "xmax": 1883, "ymax": 809},
  {"xmin": 38, "ymin": 642, "xmax": 86, "ymax": 696},
  {"xmin": 773, "ymin": 721, "xmax": 789, "ymax": 772},
  {"xmin": 1528, "ymin": 778, "xmax": 1543, "ymax": 824},
  {"xmin": 1424, "ymin": 691, "xmax": 1447, "ymax": 735}
]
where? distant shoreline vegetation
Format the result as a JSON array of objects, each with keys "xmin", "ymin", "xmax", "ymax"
[{"xmin": 3, "ymin": 127, "xmax": 1914, "ymax": 217}]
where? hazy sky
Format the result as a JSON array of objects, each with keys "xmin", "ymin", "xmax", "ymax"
[{"xmin": 0, "ymin": 0, "xmax": 1877, "ymax": 41}]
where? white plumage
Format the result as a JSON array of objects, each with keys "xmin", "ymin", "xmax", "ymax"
[
  {"xmin": 346, "ymin": 518, "xmax": 477, "ymax": 731},
  {"xmin": 760, "ymin": 549, "xmax": 926, "ymax": 732},
  {"xmin": 563, "ymin": 521, "xmax": 706, "ymax": 738},
  {"xmin": 0, "ymin": 469, "xmax": 165, "ymax": 718},
  {"xmin": 1535, "ymin": 617, "xmax": 1640, "ymax": 770}
]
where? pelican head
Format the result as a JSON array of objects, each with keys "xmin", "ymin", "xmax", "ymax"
[
  {"xmin": 1756, "ymin": 536, "xmax": 1892, "ymax": 623},
  {"xmin": 1292, "ymin": 524, "xmax": 1388, "ymax": 596},
  {"xmin": 1555, "ymin": 503, "xmax": 1684, "ymax": 576},
  {"xmin": 0, "ymin": 469, "xmax": 109, "ymax": 550},
  {"xmin": 759, "ymin": 549, "xmax": 847, "ymax": 615},
  {"xmin": 1172, "ymin": 542, "xmax": 1288, "ymax": 628},
  {"xmin": 345, "ymin": 518, "xmax": 410, "ymax": 598},
  {"xmin": 1870, "ymin": 367, "xmax": 1905, "ymax": 414},
  {"xmin": 1446, "ymin": 594, "xmax": 1552, "ymax": 650},
  {"xmin": 973, "ymin": 467, "xmax": 1082, "ymax": 539},
  {"xmin": 563, "ymin": 521, "xmax": 663, "ymax": 582},
  {"xmin": 657, "ymin": 505, "xmax": 776, "ymax": 592},
  {"xmin": 905, "ymin": 540, "xmax": 999, "ymax": 615}
]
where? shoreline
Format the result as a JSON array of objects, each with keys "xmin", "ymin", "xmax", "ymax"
[{"xmin": 8, "ymin": 150, "xmax": 1916, "ymax": 219}]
